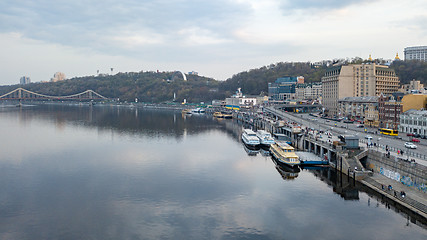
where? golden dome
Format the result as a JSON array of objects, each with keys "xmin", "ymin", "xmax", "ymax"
[{"xmin": 395, "ymin": 52, "xmax": 400, "ymax": 60}]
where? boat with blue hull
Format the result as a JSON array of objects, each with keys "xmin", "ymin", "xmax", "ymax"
[{"xmin": 296, "ymin": 152, "xmax": 329, "ymax": 166}]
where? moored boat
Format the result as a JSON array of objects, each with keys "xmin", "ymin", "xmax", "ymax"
[
  {"xmin": 191, "ymin": 108, "xmax": 205, "ymax": 113},
  {"xmin": 182, "ymin": 109, "xmax": 192, "ymax": 114},
  {"xmin": 242, "ymin": 129, "xmax": 260, "ymax": 148},
  {"xmin": 222, "ymin": 113, "xmax": 232, "ymax": 119},
  {"xmin": 270, "ymin": 142, "xmax": 300, "ymax": 168},
  {"xmin": 296, "ymin": 152, "xmax": 329, "ymax": 166},
  {"xmin": 256, "ymin": 130, "xmax": 275, "ymax": 147},
  {"xmin": 213, "ymin": 112, "xmax": 224, "ymax": 118}
]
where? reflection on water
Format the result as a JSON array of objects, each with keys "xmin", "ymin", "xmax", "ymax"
[{"xmin": 0, "ymin": 105, "xmax": 425, "ymax": 240}]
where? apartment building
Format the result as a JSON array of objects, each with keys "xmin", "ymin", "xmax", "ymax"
[
  {"xmin": 404, "ymin": 46, "xmax": 427, "ymax": 61},
  {"xmin": 322, "ymin": 63, "xmax": 399, "ymax": 117}
]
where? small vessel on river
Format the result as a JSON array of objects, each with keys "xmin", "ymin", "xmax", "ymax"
[
  {"xmin": 296, "ymin": 152, "xmax": 329, "ymax": 166},
  {"xmin": 182, "ymin": 109, "xmax": 192, "ymax": 114},
  {"xmin": 242, "ymin": 129, "xmax": 260, "ymax": 148},
  {"xmin": 213, "ymin": 112, "xmax": 224, "ymax": 118},
  {"xmin": 270, "ymin": 142, "xmax": 300, "ymax": 168},
  {"xmin": 256, "ymin": 130, "xmax": 275, "ymax": 147}
]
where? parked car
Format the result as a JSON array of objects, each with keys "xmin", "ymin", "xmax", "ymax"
[
  {"xmin": 411, "ymin": 138, "xmax": 420, "ymax": 142},
  {"xmin": 404, "ymin": 142, "xmax": 417, "ymax": 149},
  {"xmin": 357, "ymin": 124, "xmax": 364, "ymax": 128},
  {"xmin": 406, "ymin": 133, "xmax": 415, "ymax": 137}
]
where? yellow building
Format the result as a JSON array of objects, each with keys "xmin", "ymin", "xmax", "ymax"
[{"xmin": 401, "ymin": 94, "xmax": 427, "ymax": 112}]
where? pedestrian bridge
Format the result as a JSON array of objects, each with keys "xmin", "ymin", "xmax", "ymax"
[{"xmin": 0, "ymin": 88, "xmax": 108, "ymax": 101}]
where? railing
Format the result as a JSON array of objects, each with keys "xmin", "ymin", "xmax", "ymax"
[{"xmin": 359, "ymin": 139, "xmax": 427, "ymax": 161}]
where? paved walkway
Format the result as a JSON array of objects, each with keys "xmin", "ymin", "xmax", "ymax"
[{"xmin": 361, "ymin": 172, "xmax": 427, "ymax": 219}]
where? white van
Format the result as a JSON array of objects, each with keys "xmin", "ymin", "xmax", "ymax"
[{"xmin": 366, "ymin": 136, "xmax": 373, "ymax": 145}]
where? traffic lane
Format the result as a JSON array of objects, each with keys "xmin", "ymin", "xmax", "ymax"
[{"xmin": 289, "ymin": 113, "xmax": 426, "ymax": 156}]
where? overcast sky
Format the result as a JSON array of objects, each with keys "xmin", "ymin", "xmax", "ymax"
[{"xmin": 1, "ymin": 0, "xmax": 426, "ymax": 85}]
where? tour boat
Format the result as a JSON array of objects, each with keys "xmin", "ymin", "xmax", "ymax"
[
  {"xmin": 242, "ymin": 129, "xmax": 260, "ymax": 148},
  {"xmin": 270, "ymin": 142, "xmax": 300, "ymax": 168},
  {"xmin": 256, "ymin": 130, "xmax": 275, "ymax": 147}
]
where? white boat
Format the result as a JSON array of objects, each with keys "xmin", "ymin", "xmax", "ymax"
[
  {"xmin": 242, "ymin": 129, "xmax": 260, "ymax": 148},
  {"xmin": 191, "ymin": 108, "xmax": 205, "ymax": 113},
  {"xmin": 270, "ymin": 142, "xmax": 300, "ymax": 168},
  {"xmin": 256, "ymin": 130, "xmax": 275, "ymax": 147}
]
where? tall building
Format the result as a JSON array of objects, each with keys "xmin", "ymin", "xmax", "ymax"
[
  {"xmin": 20, "ymin": 76, "xmax": 31, "ymax": 85},
  {"xmin": 268, "ymin": 76, "xmax": 299, "ymax": 101},
  {"xmin": 51, "ymin": 72, "xmax": 66, "ymax": 82},
  {"xmin": 404, "ymin": 46, "xmax": 427, "ymax": 61},
  {"xmin": 322, "ymin": 63, "xmax": 399, "ymax": 117},
  {"xmin": 378, "ymin": 93, "xmax": 403, "ymax": 130}
]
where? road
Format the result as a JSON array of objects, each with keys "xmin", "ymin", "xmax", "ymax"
[{"xmin": 264, "ymin": 107, "xmax": 427, "ymax": 162}]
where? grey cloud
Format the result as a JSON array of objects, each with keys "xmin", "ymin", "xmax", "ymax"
[{"xmin": 0, "ymin": 0, "xmax": 252, "ymax": 54}]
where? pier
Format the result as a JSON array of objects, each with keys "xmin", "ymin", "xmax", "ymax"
[{"xmin": 235, "ymin": 105, "xmax": 427, "ymax": 221}]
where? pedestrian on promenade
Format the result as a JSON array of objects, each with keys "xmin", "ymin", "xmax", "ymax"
[{"xmin": 398, "ymin": 150, "xmax": 400, "ymax": 154}]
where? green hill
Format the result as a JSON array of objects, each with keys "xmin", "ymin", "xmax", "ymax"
[
  {"xmin": 1, "ymin": 60, "xmax": 426, "ymax": 103},
  {"xmin": 0, "ymin": 71, "xmax": 226, "ymax": 103}
]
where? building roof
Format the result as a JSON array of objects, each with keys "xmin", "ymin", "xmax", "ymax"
[
  {"xmin": 296, "ymin": 82, "xmax": 322, "ymax": 87},
  {"xmin": 338, "ymin": 96, "xmax": 378, "ymax": 103},
  {"xmin": 402, "ymin": 109, "xmax": 427, "ymax": 116}
]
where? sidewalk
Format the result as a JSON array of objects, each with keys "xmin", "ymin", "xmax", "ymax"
[
  {"xmin": 360, "ymin": 172, "xmax": 427, "ymax": 219},
  {"xmin": 360, "ymin": 139, "xmax": 427, "ymax": 167}
]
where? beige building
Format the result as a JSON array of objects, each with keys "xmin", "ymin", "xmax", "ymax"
[
  {"xmin": 295, "ymin": 82, "xmax": 322, "ymax": 100},
  {"xmin": 338, "ymin": 96, "xmax": 378, "ymax": 125},
  {"xmin": 51, "ymin": 72, "xmax": 66, "ymax": 82},
  {"xmin": 399, "ymin": 79, "xmax": 425, "ymax": 94},
  {"xmin": 322, "ymin": 63, "xmax": 399, "ymax": 117}
]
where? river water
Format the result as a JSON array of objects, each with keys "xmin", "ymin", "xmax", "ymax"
[{"xmin": 0, "ymin": 105, "xmax": 425, "ymax": 240}]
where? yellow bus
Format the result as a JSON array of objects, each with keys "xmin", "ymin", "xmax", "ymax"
[{"xmin": 379, "ymin": 128, "xmax": 398, "ymax": 136}]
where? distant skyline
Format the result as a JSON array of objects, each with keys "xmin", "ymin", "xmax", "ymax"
[{"xmin": 1, "ymin": 0, "xmax": 426, "ymax": 85}]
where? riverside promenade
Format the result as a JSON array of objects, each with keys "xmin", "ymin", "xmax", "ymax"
[
  {"xmin": 261, "ymin": 106, "xmax": 427, "ymax": 222},
  {"xmin": 358, "ymin": 147, "xmax": 427, "ymax": 221}
]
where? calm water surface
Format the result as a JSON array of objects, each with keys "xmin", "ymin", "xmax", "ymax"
[{"xmin": 0, "ymin": 105, "xmax": 426, "ymax": 240}]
